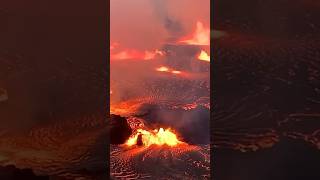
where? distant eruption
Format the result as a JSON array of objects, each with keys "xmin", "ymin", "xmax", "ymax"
[{"xmin": 110, "ymin": 21, "xmax": 210, "ymax": 62}]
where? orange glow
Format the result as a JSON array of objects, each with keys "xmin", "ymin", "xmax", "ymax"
[
  {"xmin": 179, "ymin": 21, "xmax": 210, "ymax": 45},
  {"xmin": 110, "ymin": 47, "xmax": 165, "ymax": 60},
  {"xmin": 110, "ymin": 42, "xmax": 119, "ymax": 50},
  {"xmin": 126, "ymin": 128, "xmax": 183, "ymax": 147},
  {"xmin": 110, "ymin": 99, "xmax": 145, "ymax": 115},
  {"xmin": 198, "ymin": 50, "xmax": 210, "ymax": 62},
  {"xmin": 171, "ymin": 70, "xmax": 181, "ymax": 74},
  {"xmin": 156, "ymin": 66, "xmax": 184, "ymax": 75},
  {"xmin": 156, "ymin": 66, "xmax": 169, "ymax": 72},
  {"xmin": 155, "ymin": 49, "xmax": 165, "ymax": 56},
  {"xmin": 144, "ymin": 49, "xmax": 165, "ymax": 60},
  {"xmin": 111, "ymin": 50, "xmax": 142, "ymax": 60}
]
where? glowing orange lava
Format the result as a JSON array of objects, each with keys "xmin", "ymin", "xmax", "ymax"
[
  {"xmin": 156, "ymin": 66, "xmax": 183, "ymax": 75},
  {"xmin": 198, "ymin": 50, "xmax": 210, "ymax": 62},
  {"xmin": 179, "ymin": 21, "xmax": 210, "ymax": 45},
  {"xmin": 126, "ymin": 128, "xmax": 183, "ymax": 147},
  {"xmin": 156, "ymin": 66, "xmax": 169, "ymax": 72}
]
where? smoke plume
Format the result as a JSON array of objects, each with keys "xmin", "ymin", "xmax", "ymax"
[{"xmin": 151, "ymin": 0, "xmax": 185, "ymax": 41}]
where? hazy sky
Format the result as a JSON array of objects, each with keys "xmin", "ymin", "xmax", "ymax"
[{"xmin": 110, "ymin": 0, "xmax": 210, "ymax": 51}]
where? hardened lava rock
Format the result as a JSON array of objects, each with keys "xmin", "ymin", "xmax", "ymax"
[{"xmin": 110, "ymin": 114, "xmax": 132, "ymax": 144}]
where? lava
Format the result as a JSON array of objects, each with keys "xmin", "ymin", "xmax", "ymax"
[
  {"xmin": 156, "ymin": 66, "xmax": 169, "ymax": 72},
  {"xmin": 198, "ymin": 50, "xmax": 210, "ymax": 62},
  {"xmin": 156, "ymin": 66, "xmax": 183, "ymax": 75},
  {"xmin": 111, "ymin": 48, "xmax": 165, "ymax": 60},
  {"xmin": 179, "ymin": 21, "xmax": 210, "ymax": 46},
  {"xmin": 110, "ymin": 98, "xmax": 146, "ymax": 116},
  {"xmin": 125, "ymin": 128, "xmax": 183, "ymax": 147},
  {"xmin": 171, "ymin": 70, "xmax": 181, "ymax": 74}
]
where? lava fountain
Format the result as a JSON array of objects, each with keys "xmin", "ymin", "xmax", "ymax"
[{"xmin": 125, "ymin": 128, "xmax": 183, "ymax": 147}]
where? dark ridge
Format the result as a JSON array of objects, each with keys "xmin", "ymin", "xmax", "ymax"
[
  {"xmin": 0, "ymin": 165, "xmax": 49, "ymax": 180},
  {"xmin": 214, "ymin": 138, "xmax": 320, "ymax": 180}
]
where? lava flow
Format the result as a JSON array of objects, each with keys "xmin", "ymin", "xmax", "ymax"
[
  {"xmin": 156, "ymin": 66, "xmax": 182, "ymax": 75},
  {"xmin": 125, "ymin": 128, "xmax": 183, "ymax": 147}
]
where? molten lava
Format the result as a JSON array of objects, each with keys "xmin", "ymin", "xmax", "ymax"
[
  {"xmin": 171, "ymin": 70, "xmax": 181, "ymax": 74},
  {"xmin": 156, "ymin": 66, "xmax": 183, "ymax": 75},
  {"xmin": 179, "ymin": 21, "xmax": 210, "ymax": 45},
  {"xmin": 198, "ymin": 50, "xmax": 210, "ymax": 62},
  {"xmin": 126, "ymin": 128, "xmax": 183, "ymax": 147}
]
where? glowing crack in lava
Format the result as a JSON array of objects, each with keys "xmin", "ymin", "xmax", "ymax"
[
  {"xmin": 125, "ymin": 128, "xmax": 183, "ymax": 147},
  {"xmin": 179, "ymin": 21, "xmax": 210, "ymax": 46},
  {"xmin": 198, "ymin": 50, "xmax": 210, "ymax": 62},
  {"xmin": 156, "ymin": 66, "xmax": 182, "ymax": 75}
]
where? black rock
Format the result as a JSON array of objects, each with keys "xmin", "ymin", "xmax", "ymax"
[
  {"xmin": 0, "ymin": 165, "xmax": 49, "ymax": 180},
  {"xmin": 110, "ymin": 114, "xmax": 132, "ymax": 144},
  {"xmin": 136, "ymin": 134, "xmax": 143, "ymax": 146}
]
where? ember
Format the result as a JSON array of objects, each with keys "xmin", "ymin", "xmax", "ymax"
[{"xmin": 125, "ymin": 128, "xmax": 183, "ymax": 147}]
